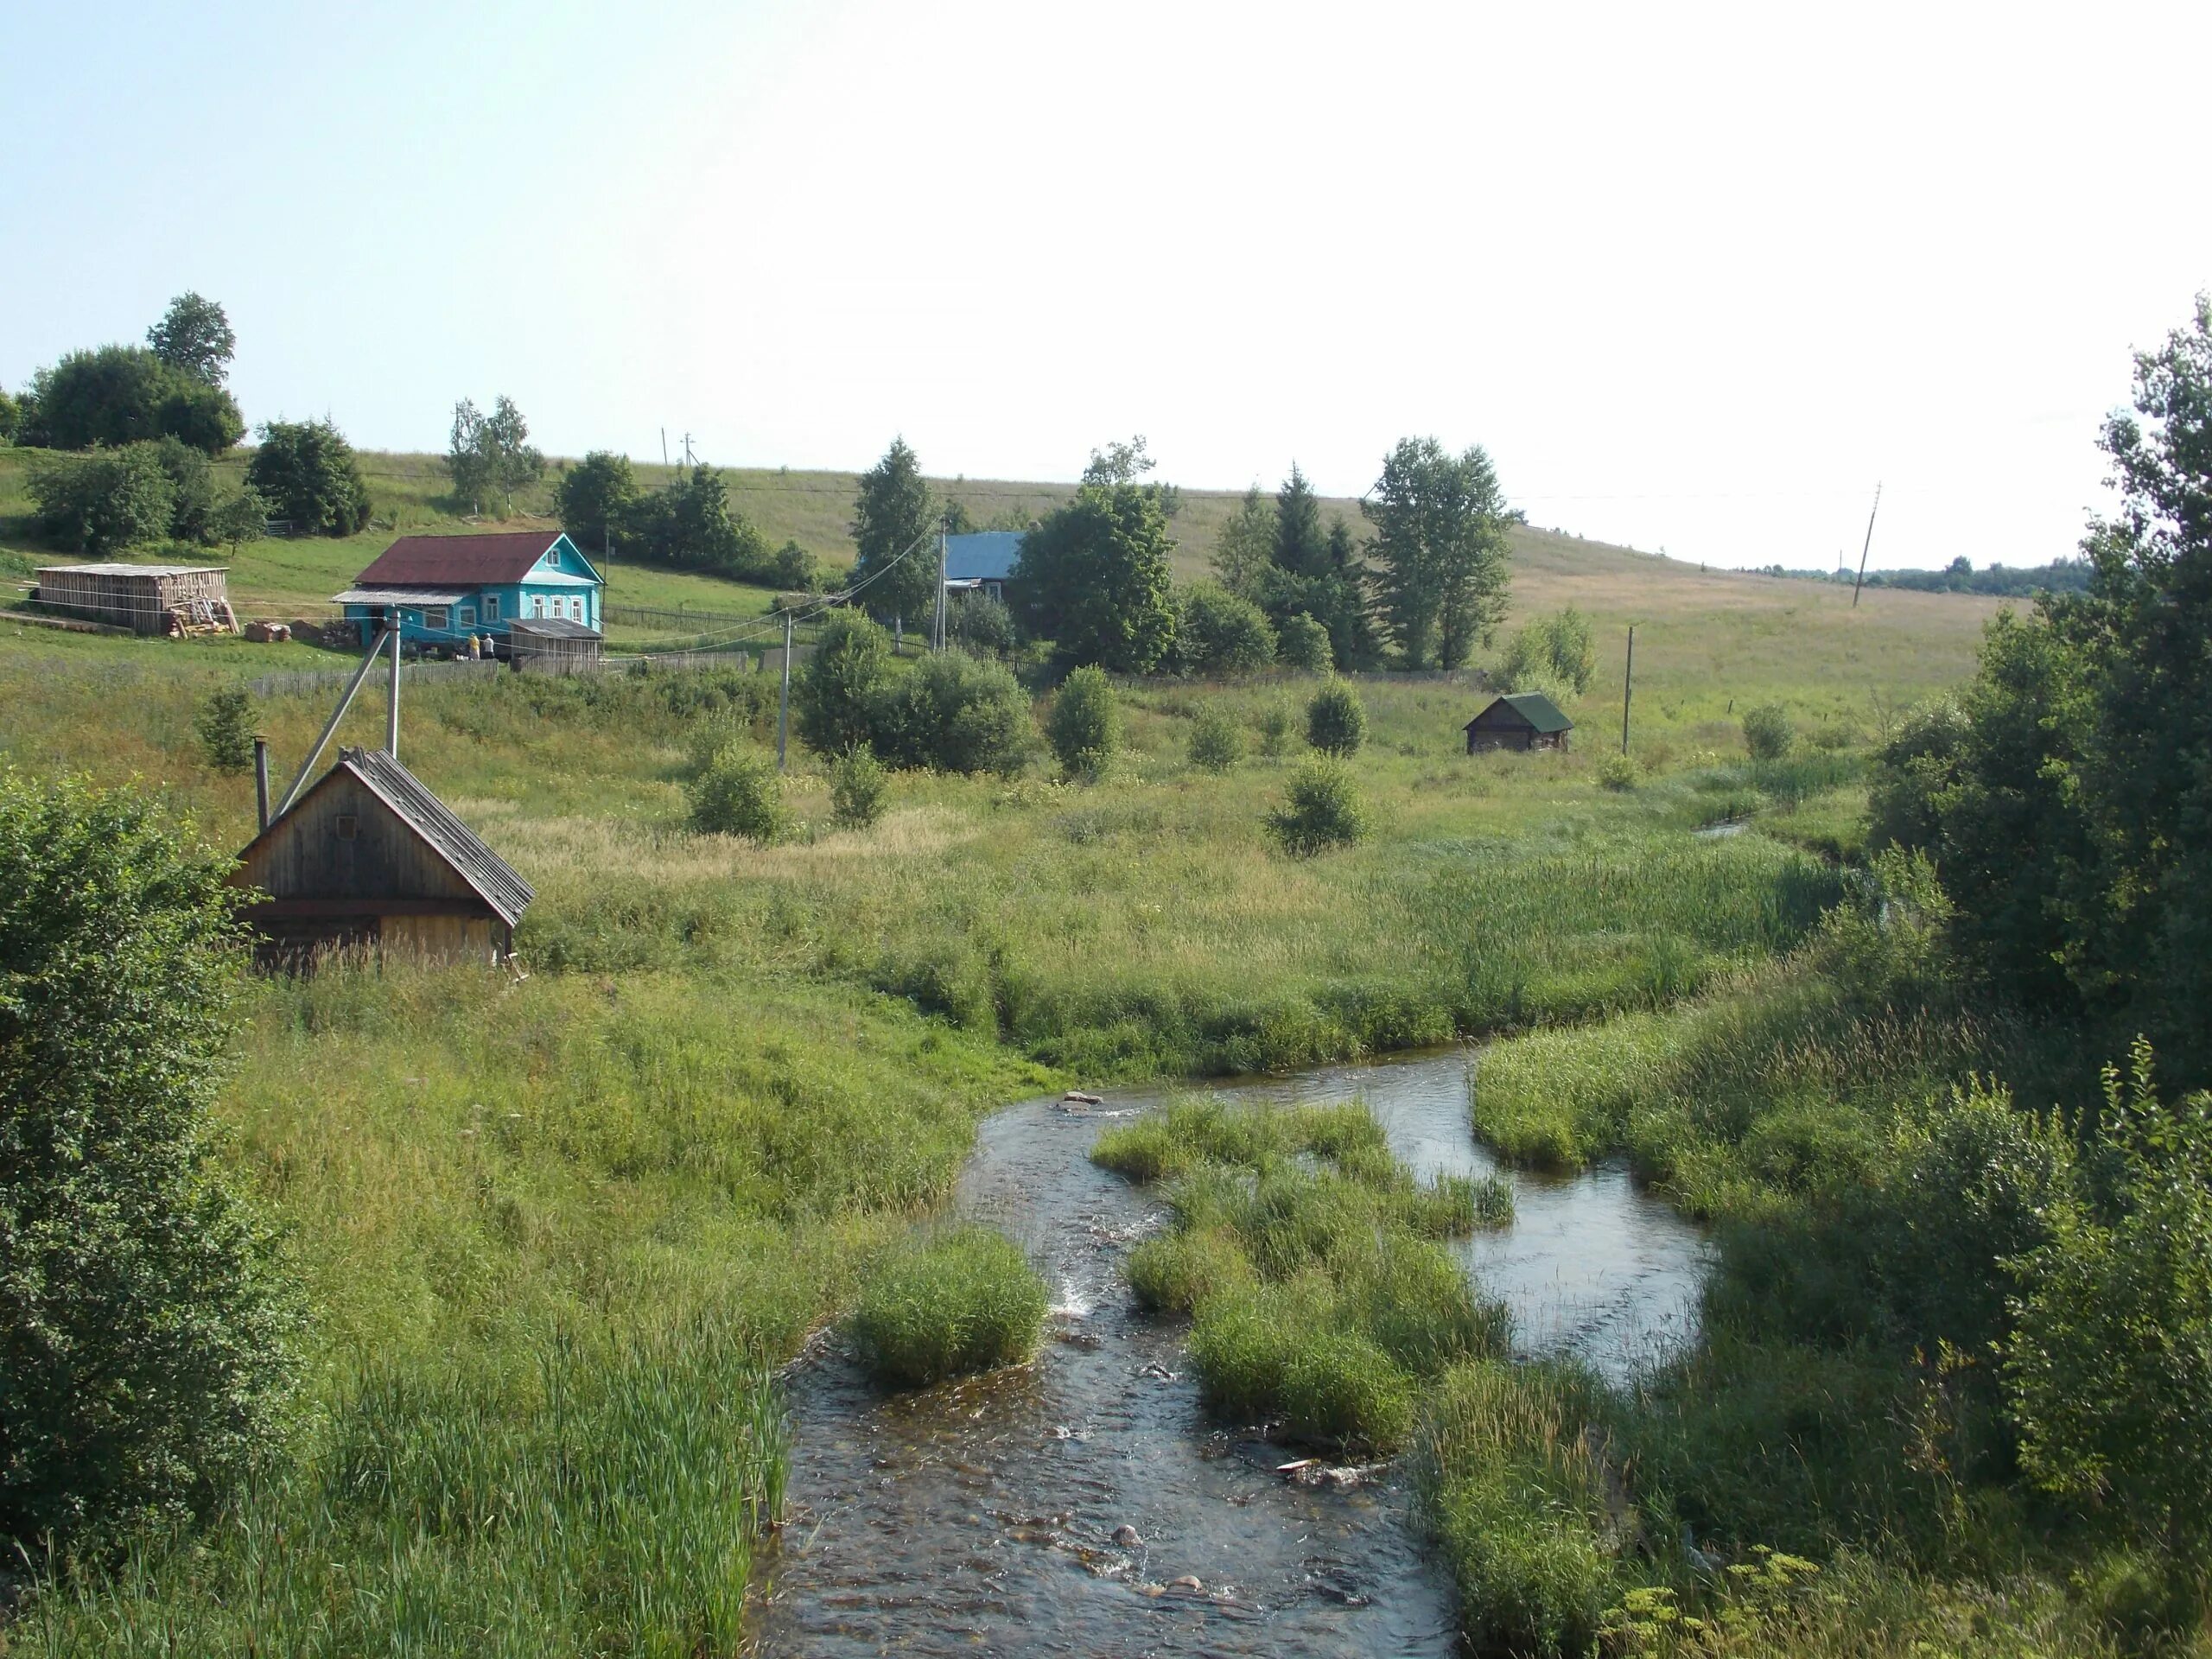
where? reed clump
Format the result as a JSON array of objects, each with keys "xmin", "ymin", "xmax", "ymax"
[{"xmin": 848, "ymin": 1224, "xmax": 1050, "ymax": 1390}]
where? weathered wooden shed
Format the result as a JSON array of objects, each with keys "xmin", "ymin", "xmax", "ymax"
[
  {"xmin": 1465, "ymin": 691, "xmax": 1573, "ymax": 753},
  {"xmin": 508, "ymin": 616, "xmax": 605, "ymax": 673},
  {"xmin": 34, "ymin": 562, "xmax": 235, "ymax": 635},
  {"xmin": 228, "ymin": 746, "xmax": 532, "ymax": 966}
]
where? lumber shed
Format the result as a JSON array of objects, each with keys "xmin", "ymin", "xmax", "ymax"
[
  {"xmin": 33, "ymin": 562, "xmax": 236, "ymax": 635},
  {"xmin": 1465, "ymin": 691, "xmax": 1573, "ymax": 753},
  {"xmin": 228, "ymin": 746, "xmax": 531, "ymax": 968}
]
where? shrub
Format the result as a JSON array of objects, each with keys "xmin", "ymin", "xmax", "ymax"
[
  {"xmin": 1594, "ymin": 750, "xmax": 1639, "ymax": 791},
  {"xmin": 795, "ymin": 611, "xmax": 892, "ymax": 755},
  {"xmin": 246, "ymin": 419, "xmax": 372, "ymax": 537},
  {"xmin": 194, "ymin": 687, "xmax": 256, "ymax": 773},
  {"xmin": 21, "ymin": 345, "xmax": 244, "ymax": 455},
  {"xmin": 1742, "ymin": 702, "xmax": 1796, "ymax": 761},
  {"xmin": 849, "ymin": 1225, "xmax": 1048, "ymax": 1390},
  {"xmin": 869, "ymin": 651, "xmax": 1032, "ymax": 775},
  {"xmin": 950, "ymin": 590, "xmax": 1017, "ymax": 658},
  {"xmin": 1305, "ymin": 678, "xmax": 1366, "ymax": 756},
  {"xmin": 1187, "ymin": 705, "xmax": 1243, "ymax": 772},
  {"xmin": 1502, "ymin": 607, "xmax": 1596, "ymax": 696},
  {"xmin": 1256, "ymin": 698, "xmax": 1296, "ymax": 758},
  {"xmin": 28, "ymin": 445, "xmax": 175, "ymax": 554},
  {"xmin": 0, "ymin": 771, "xmax": 301, "ymax": 1548},
  {"xmin": 830, "ymin": 744, "xmax": 888, "ymax": 830},
  {"xmin": 771, "ymin": 540, "xmax": 820, "ymax": 592},
  {"xmin": 687, "ymin": 744, "xmax": 785, "ymax": 842},
  {"xmin": 1276, "ymin": 611, "xmax": 1333, "ymax": 672},
  {"xmin": 1268, "ymin": 758, "xmax": 1368, "ymax": 856},
  {"xmin": 1046, "ymin": 664, "xmax": 1120, "ymax": 779},
  {"xmin": 1176, "ymin": 581, "xmax": 1277, "ymax": 677}
]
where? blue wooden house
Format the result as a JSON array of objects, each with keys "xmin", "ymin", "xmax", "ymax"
[
  {"xmin": 334, "ymin": 531, "xmax": 603, "ymax": 653},
  {"xmin": 942, "ymin": 531, "xmax": 1024, "ymax": 601}
]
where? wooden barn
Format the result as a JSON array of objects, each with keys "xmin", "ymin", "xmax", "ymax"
[
  {"xmin": 34, "ymin": 562, "xmax": 236, "ymax": 635},
  {"xmin": 229, "ymin": 746, "xmax": 532, "ymax": 966},
  {"xmin": 509, "ymin": 616, "xmax": 605, "ymax": 673},
  {"xmin": 1465, "ymin": 691, "xmax": 1574, "ymax": 753}
]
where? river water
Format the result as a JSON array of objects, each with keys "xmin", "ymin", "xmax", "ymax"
[{"xmin": 751, "ymin": 1048, "xmax": 1707, "ymax": 1657}]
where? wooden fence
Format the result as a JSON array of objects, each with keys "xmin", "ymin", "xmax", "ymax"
[{"xmin": 249, "ymin": 660, "xmax": 505, "ymax": 698}]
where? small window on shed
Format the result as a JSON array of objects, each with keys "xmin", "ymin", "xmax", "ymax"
[{"xmin": 335, "ymin": 814, "xmax": 359, "ymax": 842}]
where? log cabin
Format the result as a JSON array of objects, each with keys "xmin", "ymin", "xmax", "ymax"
[{"xmin": 1464, "ymin": 692, "xmax": 1573, "ymax": 753}]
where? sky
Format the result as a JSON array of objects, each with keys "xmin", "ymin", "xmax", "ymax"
[{"xmin": 5, "ymin": 0, "xmax": 2209, "ymax": 571}]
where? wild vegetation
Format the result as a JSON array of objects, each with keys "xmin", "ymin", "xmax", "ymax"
[{"xmin": 8, "ymin": 296, "xmax": 2184, "ymax": 1655}]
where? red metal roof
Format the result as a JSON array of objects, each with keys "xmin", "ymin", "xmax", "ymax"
[{"xmin": 353, "ymin": 532, "xmax": 565, "ymax": 587}]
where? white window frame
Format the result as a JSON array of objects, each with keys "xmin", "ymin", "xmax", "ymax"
[
  {"xmin": 459, "ymin": 605, "xmax": 476, "ymax": 627},
  {"xmin": 483, "ymin": 594, "xmax": 500, "ymax": 621},
  {"xmin": 532, "ymin": 594, "xmax": 547, "ymax": 619}
]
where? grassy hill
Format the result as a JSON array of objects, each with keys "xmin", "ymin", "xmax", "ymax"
[{"xmin": 0, "ymin": 446, "xmax": 2003, "ymax": 732}]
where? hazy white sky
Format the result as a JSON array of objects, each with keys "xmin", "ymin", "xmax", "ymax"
[{"xmin": 6, "ymin": 0, "xmax": 2209, "ymax": 569}]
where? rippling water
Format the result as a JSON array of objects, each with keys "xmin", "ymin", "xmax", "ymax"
[{"xmin": 751, "ymin": 1049, "xmax": 1708, "ymax": 1656}]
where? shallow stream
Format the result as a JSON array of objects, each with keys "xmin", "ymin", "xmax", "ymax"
[{"xmin": 752, "ymin": 1048, "xmax": 1707, "ymax": 1656}]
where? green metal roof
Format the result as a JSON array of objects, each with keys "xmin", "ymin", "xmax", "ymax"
[{"xmin": 1468, "ymin": 691, "xmax": 1573, "ymax": 734}]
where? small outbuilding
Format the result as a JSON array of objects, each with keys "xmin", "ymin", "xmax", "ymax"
[
  {"xmin": 508, "ymin": 616, "xmax": 606, "ymax": 673},
  {"xmin": 228, "ymin": 746, "xmax": 532, "ymax": 966},
  {"xmin": 942, "ymin": 531, "xmax": 1025, "ymax": 603},
  {"xmin": 1465, "ymin": 691, "xmax": 1574, "ymax": 753},
  {"xmin": 34, "ymin": 562, "xmax": 235, "ymax": 635}
]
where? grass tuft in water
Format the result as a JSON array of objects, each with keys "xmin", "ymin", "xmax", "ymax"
[{"xmin": 848, "ymin": 1224, "xmax": 1050, "ymax": 1391}]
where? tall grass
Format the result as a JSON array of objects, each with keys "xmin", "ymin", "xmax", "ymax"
[
  {"xmin": 848, "ymin": 1225, "xmax": 1049, "ymax": 1389},
  {"xmin": 15, "ymin": 1323, "xmax": 786, "ymax": 1657},
  {"xmin": 1098, "ymin": 1096, "xmax": 1510, "ymax": 1451}
]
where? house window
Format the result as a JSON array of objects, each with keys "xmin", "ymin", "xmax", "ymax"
[
  {"xmin": 459, "ymin": 605, "xmax": 476, "ymax": 626},
  {"xmin": 335, "ymin": 814, "xmax": 359, "ymax": 842},
  {"xmin": 483, "ymin": 594, "xmax": 500, "ymax": 621},
  {"xmin": 425, "ymin": 607, "xmax": 449, "ymax": 630},
  {"xmin": 532, "ymin": 595, "xmax": 547, "ymax": 619},
  {"xmin": 567, "ymin": 596, "xmax": 582, "ymax": 621},
  {"xmin": 549, "ymin": 549, "xmax": 561, "ymax": 566}
]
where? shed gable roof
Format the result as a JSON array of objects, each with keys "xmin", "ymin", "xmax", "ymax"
[
  {"xmin": 353, "ymin": 532, "xmax": 596, "ymax": 589},
  {"xmin": 944, "ymin": 531, "xmax": 1025, "ymax": 582},
  {"xmin": 1466, "ymin": 691, "xmax": 1573, "ymax": 734},
  {"xmin": 236, "ymin": 747, "xmax": 533, "ymax": 925}
]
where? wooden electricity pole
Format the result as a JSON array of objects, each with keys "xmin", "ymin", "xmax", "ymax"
[
  {"xmin": 386, "ymin": 610, "xmax": 402, "ymax": 760},
  {"xmin": 1851, "ymin": 483, "xmax": 1884, "ymax": 608},
  {"xmin": 1621, "ymin": 624, "xmax": 1636, "ymax": 754},
  {"xmin": 777, "ymin": 608, "xmax": 793, "ymax": 771}
]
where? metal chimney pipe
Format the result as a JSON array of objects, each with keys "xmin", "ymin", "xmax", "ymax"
[{"xmin": 253, "ymin": 736, "xmax": 270, "ymax": 830}]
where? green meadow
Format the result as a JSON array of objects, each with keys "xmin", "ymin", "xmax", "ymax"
[{"xmin": 0, "ymin": 454, "xmax": 2067, "ymax": 1653}]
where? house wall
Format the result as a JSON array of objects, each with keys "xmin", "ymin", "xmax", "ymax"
[{"xmin": 236, "ymin": 773, "xmax": 484, "ymax": 907}]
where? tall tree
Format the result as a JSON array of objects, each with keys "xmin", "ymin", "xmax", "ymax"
[
  {"xmin": 1272, "ymin": 463, "xmax": 1328, "ymax": 580},
  {"xmin": 145, "ymin": 293, "xmax": 237, "ymax": 386},
  {"xmin": 483, "ymin": 395, "xmax": 543, "ymax": 514},
  {"xmin": 446, "ymin": 399, "xmax": 492, "ymax": 512},
  {"xmin": 22, "ymin": 346, "xmax": 243, "ymax": 455},
  {"xmin": 555, "ymin": 451, "xmax": 638, "ymax": 554},
  {"xmin": 1211, "ymin": 485, "xmax": 1276, "ymax": 599},
  {"xmin": 246, "ymin": 419, "xmax": 372, "ymax": 537},
  {"xmin": 849, "ymin": 437, "xmax": 939, "ymax": 626},
  {"xmin": 1361, "ymin": 436, "xmax": 1512, "ymax": 668},
  {"xmin": 1014, "ymin": 471, "xmax": 1178, "ymax": 673}
]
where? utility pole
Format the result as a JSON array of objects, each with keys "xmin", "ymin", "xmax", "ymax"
[
  {"xmin": 660, "ymin": 429, "xmax": 669, "ymax": 469},
  {"xmin": 1851, "ymin": 482, "xmax": 1884, "ymax": 608},
  {"xmin": 935, "ymin": 524, "xmax": 948, "ymax": 651},
  {"xmin": 386, "ymin": 608, "xmax": 402, "ymax": 760},
  {"xmin": 777, "ymin": 608, "xmax": 793, "ymax": 771},
  {"xmin": 1621, "ymin": 625, "xmax": 1635, "ymax": 756}
]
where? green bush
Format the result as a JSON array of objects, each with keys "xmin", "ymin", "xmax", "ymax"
[
  {"xmin": 1176, "ymin": 581, "xmax": 1277, "ymax": 677},
  {"xmin": 1256, "ymin": 697, "xmax": 1296, "ymax": 758},
  {"xmin": 28, "ymin": 445, "xmax": 176, "ymax": 554},
  {"xmin": 1268, "ymin": 757, "xmax": 1369, "ymax": 856},
  {"xmin": 1594, "ymin": 750, "xmax": 1639, "ymax": 791},
  {"xmin": 1046, "ymin": 664, "xmax": 1120, "ymax": 779},
  {"xmin": 829, "ymin": 744, "xmax": 888, "ymax": 830},
  {"xmin": 869, "ymin": 651, "xmax": 1033, "ymax": 775},
  {"xmin": 1275, "ymin": 611, "xmax": 1333, "ymax": 672},
  {"xmin": 0, "ymin": 772, "xmax": 301, "ymax": 1548},
  {"xmin": 1186, "ymin": 704, "xmax": 1243, "ymax": 772},
  {"xmin": 1502, "ymin": 607, "xmax": 1596, "ymax": 696},
  {"xmin": 20, "ymin": 344, "xmax": 244, "ymax": 455},
  {"xmin": 687, "ymin": 744, "xmax": 785, "ymax": 842},
  {"xmin": 849, "ymin": 1225, "xmax": 1049, "ymax": 1390},
  {"xmin": 246, "ymin": 418, "xmax": 372, "ymax": 537},
  {"xmin": 1305, "ymin": 677, "xmax": 1366, "ymax": 756},
  {"xmin": 795, "ymin": 611, "xmax": 892, "ymax": 755},
  {"xmin": 1742, "ymin": 702, "xmax": 1796, "ymax": 761},
  {"xmin": 194, "ymin": 687, "xmax": 256, "ymax": 772}
]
